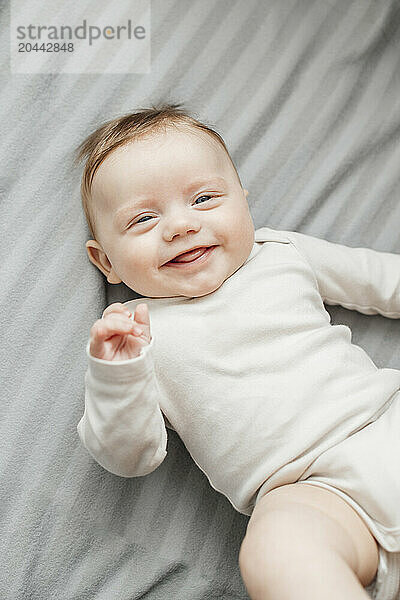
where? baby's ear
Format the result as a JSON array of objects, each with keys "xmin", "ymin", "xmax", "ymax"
[{"xmin": 85, "ymin": 240, "xmax": 122, "ymax": 284}]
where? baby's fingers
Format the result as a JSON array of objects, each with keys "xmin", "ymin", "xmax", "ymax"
[
  {"xmin": 90, "ymin": 314, "xmax": 133, "ymax": 350},
  {"xmin": 134, "ymin": 303, "xmax": 150, "ymax": 326},
  {"xmin": 132, "ymin": 303, "xmax": 151, "ymax": 342}
]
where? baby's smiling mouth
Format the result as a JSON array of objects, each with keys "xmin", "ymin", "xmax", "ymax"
[{"xmin": 162, "ymin": 246, "xmax": 216, "ymax": 266}]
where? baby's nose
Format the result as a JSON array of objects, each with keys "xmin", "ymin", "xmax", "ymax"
[{"xmin": 163, "ymin": 216, "xmax": 201, "ymax": 240}]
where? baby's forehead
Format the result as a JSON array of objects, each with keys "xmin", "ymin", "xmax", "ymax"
[
  {"xmin": 115, "ymin": 125, "xmax": 222, "ymax": 158},
  {"xmin": 97, "ymin": 128, "xmax": 228, "ymax": 185}
]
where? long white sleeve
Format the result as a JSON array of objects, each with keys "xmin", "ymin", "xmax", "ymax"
[
  {"xmin": 280, "ymin": 229, "xmax": 400, "ymax": 318},
  {"xmin": 77, "ymin": 336, "xmax": 167, "ymax": 477}
]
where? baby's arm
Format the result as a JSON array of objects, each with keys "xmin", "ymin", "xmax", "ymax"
[
  {"xmin": 77, "ymin": 303, "xmax": 167, "ymax": 477},
  {"xmin": 282, "ymin": 229, "xmax": 400, "ymax": 318}
]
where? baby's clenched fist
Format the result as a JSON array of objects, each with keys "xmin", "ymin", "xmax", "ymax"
[{"xmin": 89, "ymin": 302, "xmax": 151, "ymax": 361}]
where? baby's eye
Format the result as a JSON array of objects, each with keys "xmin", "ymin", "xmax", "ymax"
[
  {"xmin": 194, "ymin": 195, "xmax": 212, "ymax": 205},
  {"xmin": 135, "ymin": 215, "xmax": 153, "ymax": 225}
]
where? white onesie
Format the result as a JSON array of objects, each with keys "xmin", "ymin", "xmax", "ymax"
[{"xmin": 77, "ymin": 226, "xmax": 400, "ymax": 554}]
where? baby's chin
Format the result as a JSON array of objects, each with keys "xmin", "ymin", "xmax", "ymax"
[
  {"xmin": 182, "ymin": 286, "xmax": 222, "ymax": 299},
  {"xmin": 178, "ymin": 276, "xmax": 231, "ymax": 298},
  {"xmin": 138, "ymin": 278, "xmax": 226, "ymax": 299}
]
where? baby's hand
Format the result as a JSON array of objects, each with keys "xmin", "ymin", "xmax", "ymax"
[{"xmin": 89, "ymin": 302, "xmax": 151, "ymax": 361}]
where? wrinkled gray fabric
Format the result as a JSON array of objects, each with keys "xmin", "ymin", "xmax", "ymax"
[{"xmin": 1, "ymin": 1, "xmax": 399, "ymax": 598}]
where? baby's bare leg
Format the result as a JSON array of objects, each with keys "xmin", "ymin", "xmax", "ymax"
[{"xmin": 239, "ymin": 483, "xmax": 379, "ymax": 600}]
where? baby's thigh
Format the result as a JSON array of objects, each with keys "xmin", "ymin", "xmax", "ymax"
[{"xmin": 240, "ymin": 482, "xmax": 379, "ymax": 588}]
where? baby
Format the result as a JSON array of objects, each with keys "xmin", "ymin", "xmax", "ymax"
[{"xmin": 76, "ymin": 103, "xmax": 400, "ymax": 600}]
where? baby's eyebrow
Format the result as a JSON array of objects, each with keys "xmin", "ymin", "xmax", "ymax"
[
  {"xmin": 114, "ymin": 198, "xmax": 150, "ymax": 224},
  {"xmin": 182, "ymin": 176, "xmax": 227, "ymax": 193}
]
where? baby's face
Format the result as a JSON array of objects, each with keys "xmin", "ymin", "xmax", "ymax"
[{"xmin": 87, "ymin": 127, "xmax": 255, "ymax": 298}]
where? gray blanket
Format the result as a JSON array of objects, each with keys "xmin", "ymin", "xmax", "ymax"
[{"xmin": 2, "ymin": 1, "xmax": 400, "ymax": 598}]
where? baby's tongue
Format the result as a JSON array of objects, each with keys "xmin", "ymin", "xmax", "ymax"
[{"xmin": 171, "ymin": 247, "xmax": 207, "ymax": 263}]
